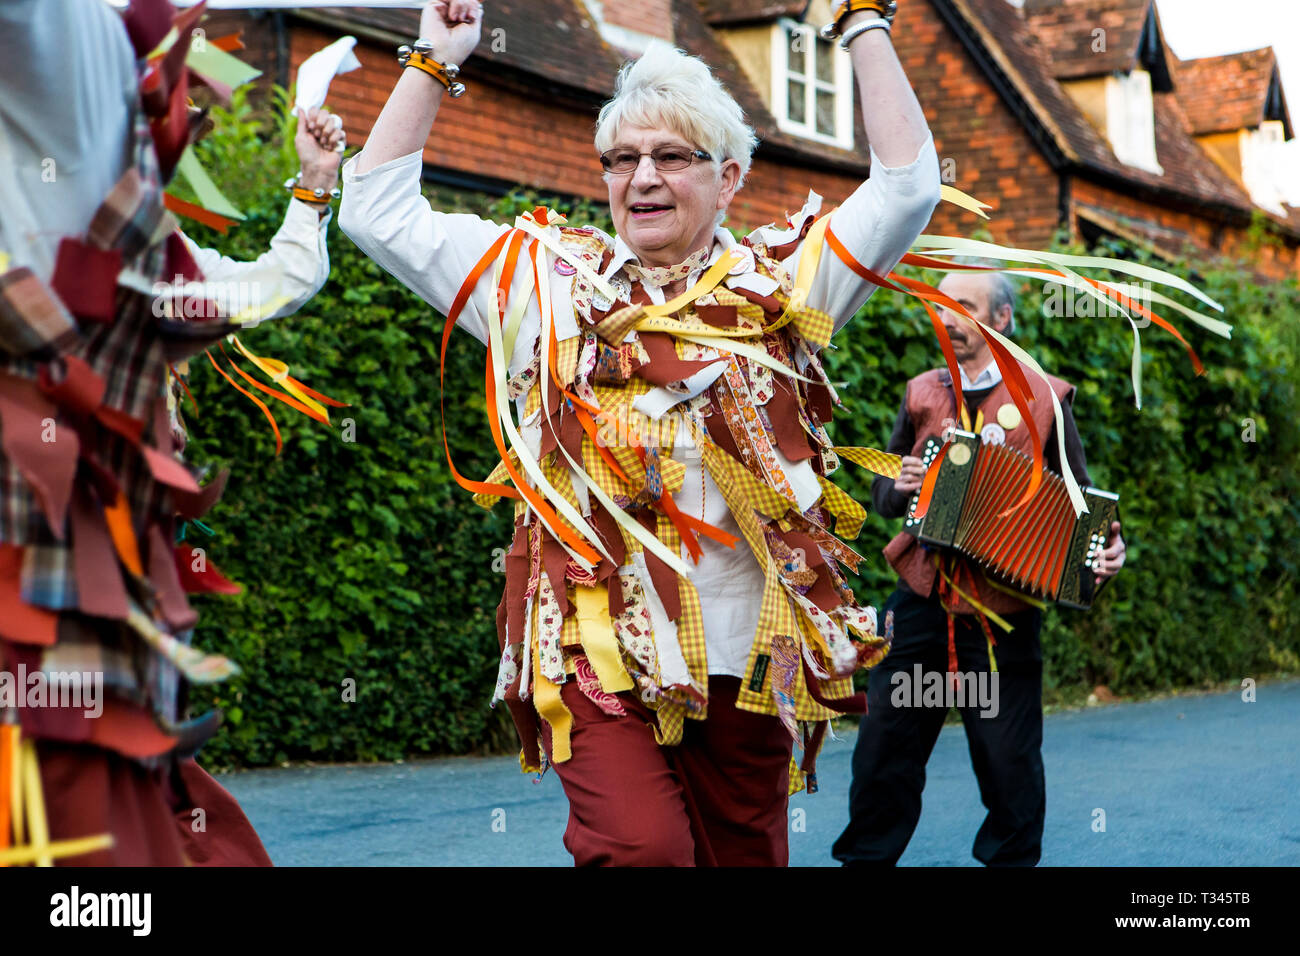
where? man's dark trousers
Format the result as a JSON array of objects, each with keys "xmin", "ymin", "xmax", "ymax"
[{"xmin": 832, "ymin": 587, "xmax": 1046, "ymax": 866}]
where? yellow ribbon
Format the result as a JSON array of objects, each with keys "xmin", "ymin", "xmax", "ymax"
[
  {"xmin": 980, "ymin": 573, "xmax": 1049, "ymax": 610},
  {"xmin": 767, "ymin": 212, "xmax": 832, "ymax": 345},
  {"xmin": 940, "ymin": 184, "xmax": 993, "ymax": 219},
  {"xmin": 936, "ymin": 560, "xmax": 1015, "ymax": 633},
  {"xmin": 641, "ymin": 250, "xmax": 745, "ymax": 318},
  {"xmin": 573, "ymin": 585, "xmax": 633, "ymax": 693},
  {"xmin": 0, "ymin": 736, "xmax": 114, "ymax": 866},
  {"xmin": 229, "ymin": 335, "xmax": 331, "ymax": 423},
  {"xmin": 533, "ymin": 638, "xmax": 573, "ymax": 764}
]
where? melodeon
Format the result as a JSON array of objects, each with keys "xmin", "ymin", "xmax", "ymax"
[{"xmin": 902, "ymin": 430, "xmax": 1119, "ymax": 609}]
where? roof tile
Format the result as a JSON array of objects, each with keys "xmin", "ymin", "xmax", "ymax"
[{"xmin": 1172, "ymin": 47, "xmax": 1287, "ymax": 135}]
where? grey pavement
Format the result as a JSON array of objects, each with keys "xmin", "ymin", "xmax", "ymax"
[{"xmin": 219, "ymin": 679, "xmax": 1300, "ymax": 866}]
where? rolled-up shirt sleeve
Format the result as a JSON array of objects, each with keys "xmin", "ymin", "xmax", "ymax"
[
  {"xmin": 786, "ymin": 131, "xmax": 941, "ymax": 337},
  {"xmin": 339, "ymin": 148, "xmax": 515, "ymax": 347},
  {"xmin": 181, "ymin": 198, "xmax": 330, "ymax": 322}
]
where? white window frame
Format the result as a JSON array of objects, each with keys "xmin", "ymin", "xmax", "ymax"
[
  {"xmin": 1104, "ymin": 68, "xmax": 1163, "ymax": 175},
  {"xmin": 770, "ymin": 18, "xmax": 855, "ymax": 150}
]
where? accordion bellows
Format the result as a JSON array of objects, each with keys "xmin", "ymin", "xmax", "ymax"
[{"xmin": 903, "ymin": 430, "xmax": 1119, "ymax": 609}]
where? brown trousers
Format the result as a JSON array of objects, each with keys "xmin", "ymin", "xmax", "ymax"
[
  {"xmin": 35, "ymin": 743, "xmax": 271, "ymax": 866},
  {"xmin": 540, "ymin": 675, "xmax": 793, "ymax": 866}
]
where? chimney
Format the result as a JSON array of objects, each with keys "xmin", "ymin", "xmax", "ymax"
[{"xmin": 582, "ymin": 0, "xmax": 673, "ymax": 54}]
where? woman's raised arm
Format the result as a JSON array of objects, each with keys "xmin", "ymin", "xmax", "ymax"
[{"xmin": 353, "ymin": 1, "xmax": 483, "ymax": 175}]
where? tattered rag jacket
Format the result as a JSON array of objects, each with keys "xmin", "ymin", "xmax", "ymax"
[{"xmin": 341, "ymin": 138, "xmax": 946, "ymax": 789}]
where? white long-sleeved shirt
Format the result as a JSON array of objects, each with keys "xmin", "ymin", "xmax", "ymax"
[
  {"xmin": 179, "ymin": 201, "xmax": 332, "ymax": 323},
  {"xmin": 341, "ymin": 136, "xmax": 941, "ymax": 676}
]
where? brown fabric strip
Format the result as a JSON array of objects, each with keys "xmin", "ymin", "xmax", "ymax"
[
  {"xmin": 147, "ymin": 522, "xmax": 197, "ymax": 631},
  {"xmin": 541, "ymin": 532, "xmax": 572, "ymax": 618},
  {"xmin": 70, "ymin": 486, "xmax": 130, "ymax": 621},
  {"xmin": 635, "ymin": 510, "xmax": 681, "ymax": 621},
  {"xmin": 0, "ymin": 375, "xmax": 78, "ymax": 539},
  {"xmin": 636, "ymin": 332, "xmax": 721, "ymax": 387},
  {"xmin": 695, "ymin": 304, "xmax": 740, "ymax": 328},
  {"xmin": 767, "ymin": 377, "xmax": 816, "ymax": 462}
]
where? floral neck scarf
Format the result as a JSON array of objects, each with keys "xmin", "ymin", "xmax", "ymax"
[{"xmin": 622, "ymin": 245, "xmax": 711, "ymax": 288}]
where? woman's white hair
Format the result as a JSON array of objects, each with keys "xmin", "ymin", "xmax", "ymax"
[{"xmin": 595, "ymin": 42, "xmax": 758, "ymax": 190}]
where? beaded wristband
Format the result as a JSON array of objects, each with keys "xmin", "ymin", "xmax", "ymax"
[
  {"xmin": 284, "ymin": 177, "xmax": 341, "ymax": 205},
  {"xmin": 820, "ymin": 0, "xmax": 897, "ymax": 40},
  {"xmin": 397, "ymin": 42, "xmax": 467, "ymax": 98}
]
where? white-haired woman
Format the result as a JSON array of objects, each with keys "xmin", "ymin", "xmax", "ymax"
[{"xmin": 341, "ymin": 0, "xmax": 940, "ymax": 867}]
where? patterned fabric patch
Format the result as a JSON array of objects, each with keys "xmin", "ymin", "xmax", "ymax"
[{"xmin": 573, "ymin": 654, "xmax": 626, "ymax": 717}]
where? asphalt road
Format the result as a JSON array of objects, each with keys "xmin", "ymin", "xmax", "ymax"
[{"xmin": 220, "ymin": 679, "xmax": 1300, "ymax": 866}]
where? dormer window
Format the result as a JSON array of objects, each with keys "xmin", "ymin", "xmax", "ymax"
[
  {"xmin": 1105, "ymin": 68, "xmax": 1163, "ymax": 175},
  {"xmin": 771, "ymin": 19, "xmax": 854, "ymax": 149},
  {"xmin": 1241, "ymin": 120, "xmax": 1289, "ymax": 215}
]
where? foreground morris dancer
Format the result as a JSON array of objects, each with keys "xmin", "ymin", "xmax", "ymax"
[
  {"xmin": 343, "ymin": 0, "xmax": 938, "ymax": 866},
  {"xmin": 832, "ymin": 269, "xmax": 1127, "ymax": 867},
  {"xmin": 0, "ymin": 0, "xmax": 336, "ymax": 866}
]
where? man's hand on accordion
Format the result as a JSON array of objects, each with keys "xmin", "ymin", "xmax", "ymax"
[
  {"xmin": 1093, "ymin": 521, "xmax": 1126, "ymax": 585},
  {"xmin": 895, "ymin": 455, "xmax": 926, "ymax": 494}
]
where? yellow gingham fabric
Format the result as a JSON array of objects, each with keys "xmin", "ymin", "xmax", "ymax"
[
  {"xmin": 834, "ymin": 445, "xmax": 903, "ymax": 479},
  {"xmin": 815, "ymin": 474, "xmax": 867, "ymax": 539}
]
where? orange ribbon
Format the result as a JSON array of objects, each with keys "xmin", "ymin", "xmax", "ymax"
[{"xmin": 825, "ymin": 225, "xmax": 1045, "ymax": 516}]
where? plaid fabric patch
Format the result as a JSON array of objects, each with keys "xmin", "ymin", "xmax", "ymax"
[
  {"xmin": 0, "ymin": 268, "xmax": 81, "ymax": 360},
  {"xmin": 0, "ymin": 62, "xmax": 209, "ymax": 738},
  {"xmin": 554, "ymin": 334, "xmax": 581, "ymax": 386},
  {"xmin": 591, "ymin": 304, "xmax": 644, "ymax": 345}
]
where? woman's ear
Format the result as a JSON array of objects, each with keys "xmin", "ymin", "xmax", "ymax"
[{"xmin": 716, "ymin": 159, "xmax": 743, "ymax": 210}]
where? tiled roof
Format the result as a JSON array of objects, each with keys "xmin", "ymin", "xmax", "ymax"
[
  {"xmin": 1021, "ymin": 0, "xmax": 1158, "ymax": 80},
  {"xmin": 702, "ymin": 0, "xmax": 811, "ymax": 25},
  {"xmin": 1172, "ymin": 47, "xmax": 1292, "ymax": 137},
  {"xmin": 296, "ymin": 1, "xmax": 622, "ymax": 99},
  {"xmin": 942, "ymin": 0, "xmax": 1268, "ymax": 223}
]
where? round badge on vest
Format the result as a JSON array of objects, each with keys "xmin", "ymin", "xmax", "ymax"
[
  {"xmin": 981, "ymin": 422, "xmax": 1007, "ymax": 445},
  {"xmin": 996, "ymin": 402, "xmax": 1022, "ymax": 430}
]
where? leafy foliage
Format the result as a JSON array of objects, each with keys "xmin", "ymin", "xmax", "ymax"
[{"xmin": 184, "ymin": 92, "xmax": 1300, "ymax": 768}]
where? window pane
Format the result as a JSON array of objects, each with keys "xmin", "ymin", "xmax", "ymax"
[
  {"xmin": 815, "ymin": 38, "xmax": 834, "ymax": 83},
  {"xmin": 788, "ymin": 78, "xmax": 807, "ymax": 124},
  {"xmin": 786, "ymin": 27, "xmax": 805, "ymax": 77},
  {"xmin": 816, "ymin": 89, "xmax": 836, "ymax": 137}
]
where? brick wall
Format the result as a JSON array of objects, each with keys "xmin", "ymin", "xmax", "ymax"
[
  {"xmin": 1071, "ymin": 178, "xmax": 1300, "ymax": 281},
  {"xmin": 891, "ymin": 1, "xmax": 1062, "ymax": 246},
  {"xmin": 295, "ymin": 24, "xmax": 866, "ymax": 232}
]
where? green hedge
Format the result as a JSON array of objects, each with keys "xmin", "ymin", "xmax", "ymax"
[{"xmin": 181, "ymin": 91, "xmax": 1300, "ymax": 768}]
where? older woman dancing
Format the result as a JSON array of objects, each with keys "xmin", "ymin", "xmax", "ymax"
[{"xmin": 342, "ymin": 0, "xmax": 940, "ymax": 867}]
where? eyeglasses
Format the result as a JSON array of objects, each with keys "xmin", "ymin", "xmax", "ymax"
[{"xmin": 599, "ymin": 146, "xmax": 715, "ymax": 174}]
